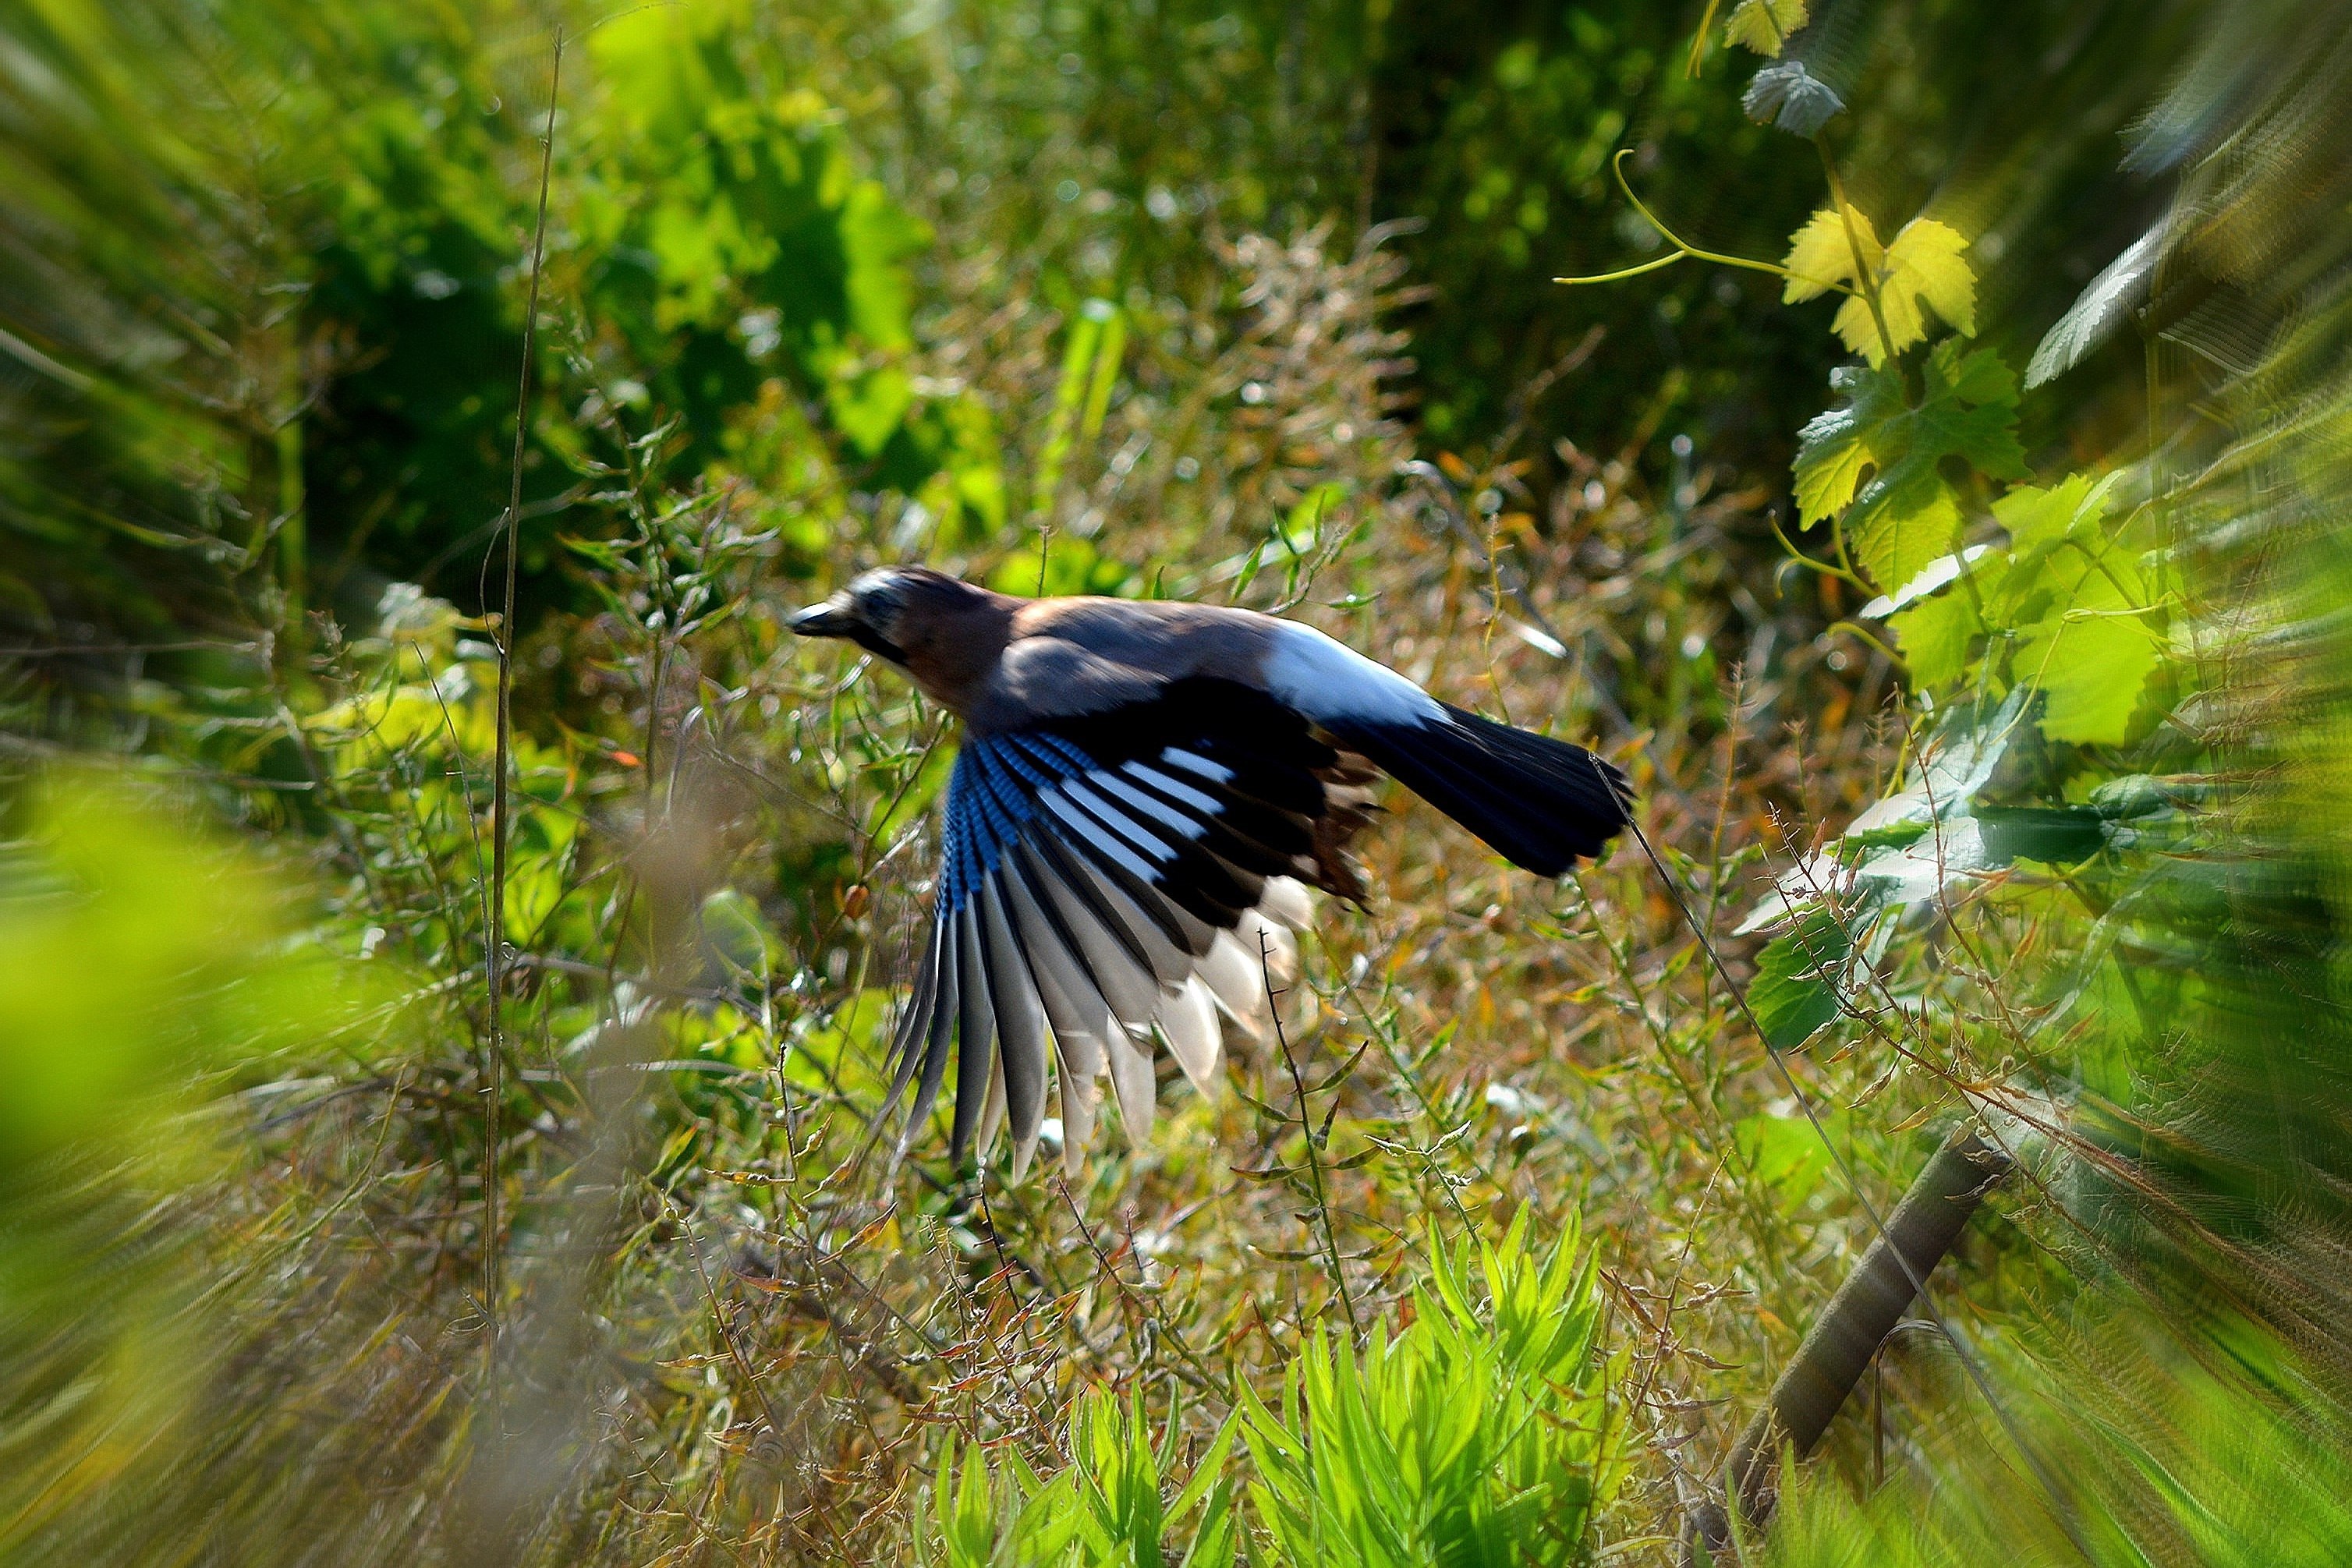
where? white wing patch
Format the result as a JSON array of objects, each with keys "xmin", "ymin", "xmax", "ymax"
[
  {"xmin": 1120, "ymin": 759, "xmax": 1221, "ymax": 816},
  {"xmin": 1092, "ymin": 768, "xmax": 1210, "ymax": 837},
  {"xmin": 1261, "ymin": 620, "xmax": 1444, "ymax": 727},
  {"xmin": 1157, "ymin": 747, "xmax": 1234, "ymax": 784}
]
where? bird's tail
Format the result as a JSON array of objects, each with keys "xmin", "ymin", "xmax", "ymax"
[{"xmin": 1330, "ymin": 704, "xmax": 1631, "ymax": 876}]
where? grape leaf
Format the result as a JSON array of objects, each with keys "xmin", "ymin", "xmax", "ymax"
[
  {"xmin": 1737, "ymin": 688, "xmax": 2031, "ymax": 937},
  {"xmin": 1887, "ymin": 583, "xmax": 1985, "ymax": 687},
  {"xmin": 1725, "ymin": 0, "xmax": 1811, "ymax": 58},
  {"xmin": 1985, "ymin": 474, "xmax": 2131, "ymax": 630},
  {"xmin": 1743, "ymin": 60, "xmax": 1846, "ymax": 136},
  {"xmin": 1937, "ymin": 338, "xmax": 2013, "ymax": 403},
  {"xmin": 1792, "ymin": 412, "xmax": 1876, "ymax": 522},
  {"xmin": 1850, "ymin": 470, "xmax": 1961, "ymax": 593},
  {"xmin": 1843, "ymin": 348, "xmax": 2022, "ymax": 586},
  {"xmin": 1913, "ymin": 341, "xmax": 2026, "ymax": 473},
  {"xmin": 1992, "ymin": 472, "xmax": 2116, "ymax": 555},
  {"xmin": 1783, "ymin": 204, "xmax": 1881, "ymax": 304},
  {"xmin": 1985, "ymin": 473, "xmax": 2159, "ymax": 743},
  {"xmin": 1791, "ymin": 358, "xmax": 1905, "ymax": 524},
  {"xmin": 2014, "ymin": 566, "xmax": 2160, "ymax": 745},
  {"xmin": 1833, "ymin": 219, "xmax": 1978, "ymax": 365},
  {"xmin": 1791, "ymin": 343, "xmax": 2026, "ymax": 586}
]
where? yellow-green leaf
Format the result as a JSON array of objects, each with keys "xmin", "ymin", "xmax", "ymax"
[
  {"xmin": 1833, "ymin": 218, "xmax": 1978, "ymax": 365},
  {"xmin": 1783, "ymin": 204, "xmax": 1880, "ymax": 303},
  {"xmin": 1794, "ymin": 420, "xmax": 1874, "ymax": 522},
  {"xmin": 2015, "ymin": 572, "xmax": 2161, "ymax": 745},
  {"xmin": 1992, "ymin": 473, "xmax": 2109, "ymax": 553},
  {"xmin": 1791, "ymin": 362, "xmax": 1906, "ymax": 526},
  {"xmin": 1889, "ymin": 587, "xmax": 1983, "ymax": 688},
  {"xmin": 1851, "ymin": 475, "xmax": 1962, "ymax": 593},
  {"xmin": 1725, "ymin": 0, "xmax": 1809, "ymax": 57}
]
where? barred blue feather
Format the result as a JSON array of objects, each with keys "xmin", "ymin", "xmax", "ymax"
[{"xmin": 882, "ymin": 681, "xmax": 1361, "ymax": 1176}]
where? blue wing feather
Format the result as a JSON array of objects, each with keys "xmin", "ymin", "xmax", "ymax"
[{"xmin": 941, "ymin": 737, "xmax": 1083, "ymax": 915}]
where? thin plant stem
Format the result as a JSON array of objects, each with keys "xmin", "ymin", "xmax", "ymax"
[
  {"xmin": 1263, "ymin": 931, "xmax": 1359, "ymax": 1340},
  {"xmin": 485, "ymin": 24, "xmax": 564, "ymax": 1332},
  {"xmin": 1814, "ymin": 136, "xmax": 1899, "ymax": 367}
]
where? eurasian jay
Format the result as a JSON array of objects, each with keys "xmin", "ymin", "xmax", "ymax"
[{"xmin": 790, "ymin": 566, "xmax": 1630, "ymax": 1177}]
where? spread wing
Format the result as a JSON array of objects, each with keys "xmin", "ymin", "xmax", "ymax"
[{"xmin": 884, "ymin": 678, "xmax": 1376, "ymax": 1177}]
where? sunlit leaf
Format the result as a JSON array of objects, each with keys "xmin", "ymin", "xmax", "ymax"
[
  {"xmin": 1833, "ymin": 218, "xmax": 1978, "ymax": 364},
  {"xmin": 1850, "ymin": 469, "xmax": 1962, "ymax": 593},
  {"xmin": 1724, "ymin": 0, "xmax": 1809, "ymax": 57},
  {"xmin": 1801, "ymin": 344, "xmax": 2025, "ymax": 586},
  {"xmin": 1791, "ymin": 360, "xmax": 1904, "ymax": 525},
  {"xmin": 1888, "ymin": 587, "xmax": 1983, "ymax": 686},
  {"xmin": 1982, "ymin": 470, "xmax": 2160, "ymax": 743},
  {"xmin": 2016, "ymin": 571, "xmax": 2162, "ymax": 744},
  {"xmin": 1735, "ymin": 1108, "xmax": 1835, "ymax": 1198},
  {"xmin": 827, "ymin": 363, "xmax": 915, "ymax": 457},
  {"xmin": 1794, "ymin": 420, "xmax": 1874, "ymax": 522},
  {"xmin": 1783, "ymin": 204, "xmax": 1880, "ymax": 303},
  {"xmin": 1992, "ymin": 471, "xmax": 2116, "ymax": 554}
]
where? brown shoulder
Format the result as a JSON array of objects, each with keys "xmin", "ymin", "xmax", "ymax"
[{"xmin": 1008, "ymin": 597, "xmax": 1276, "ymax": 684}]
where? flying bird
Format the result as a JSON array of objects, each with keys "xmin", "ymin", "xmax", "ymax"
[{"xmin": 790, "ymin": 566, "xmax": 1630, "ymax": 1177}]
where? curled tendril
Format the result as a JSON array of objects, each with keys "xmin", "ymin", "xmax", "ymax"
[{"xmin": 1556, "ymin": 149, "xmax": 1855, "ymax": 296}]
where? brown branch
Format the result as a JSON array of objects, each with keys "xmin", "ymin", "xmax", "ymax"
[{"xmin": 1686, "ymin": 1124, "xmax": 2013, "ymax": 1562}]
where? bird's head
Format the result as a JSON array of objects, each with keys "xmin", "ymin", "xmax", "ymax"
[
  {"xmin": 788, "ymin": 565, "xmax": 1004, "ymax": 674},
  {"xmin": 788, "ymin": 566, "xmax": 947, "ymax": 664}
]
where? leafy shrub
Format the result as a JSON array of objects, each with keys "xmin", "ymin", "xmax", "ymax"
[
  {"xmin": 923, "ymin": 1214, "xmax": 1623, "ymax": 1566},
  {"xmin": 1238, "ymin": 1211, "xmax": 1626, "ymax": 1567}
]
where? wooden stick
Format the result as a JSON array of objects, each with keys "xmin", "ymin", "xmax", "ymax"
[{"xmin": 1687, "ymin": 1124, "xmax": 2013, "ymax": 1561}]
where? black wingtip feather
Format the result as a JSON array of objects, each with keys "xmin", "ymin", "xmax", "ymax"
[{"xmin": 1330, "ymin": 706, "xmax": 1631, "ymax": 877}]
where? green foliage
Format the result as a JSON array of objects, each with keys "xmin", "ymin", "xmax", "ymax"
[
  {"xmin": 1762, "ymin": 1353, "xmax": 2352, "ymax": 1567},
  {"xmin": 1748, "ymin": 907, "xmax": 1852, "ymax": 1050},
  {"xmin": 1724, "ymin": 1, "xmax": 1812, "ymax": 59},
  {"xmin": 924, "ymin": 1216, "xmax": 1622, "ymax": 1568},
  {"xmin": 0, "ymin": 0, "xmax": 988, "ymax": 660},
  {"xmin": 1767, "ymin": 171, "xmax": 2162, "ymax": 765},
  {"xmin": 0, "ymin": 773, "xmax": 397, "ymax": 1556},
  {"xmin": 573, "ymin": 3, "xmax": 944, "ymax": 481},
  {"xmin": 0, "ymin": 775, "xmax": 342, "ymax": 1163},
  {"xmin": 308, "ymin": 593, "xmax": 585, "ymax": 949},
  {"xmin": 1236, "ymin": 1212, "xmax": 1624, "ymax": 1567},
  {"xmin": 1794, "ymin": 342, "xmax": 2026, "ymax": 589},
  {"xmin": 927, "ymin": 1392, "xmax": 1238, "ymax": 1567}
]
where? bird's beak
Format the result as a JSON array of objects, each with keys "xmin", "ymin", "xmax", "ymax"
[{"xmin": 788, "ymin": 596, "xmax": 855, "ymax": 638}]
